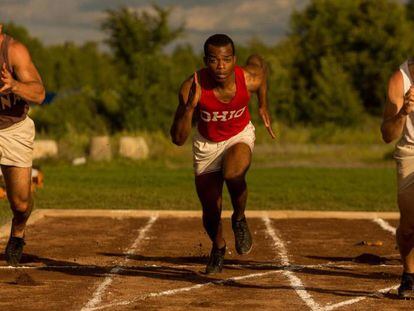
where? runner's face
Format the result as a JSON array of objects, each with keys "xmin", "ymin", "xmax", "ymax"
[{"xmin": 204, "ymin": 44, "xmax": 236, "ymax": 83}]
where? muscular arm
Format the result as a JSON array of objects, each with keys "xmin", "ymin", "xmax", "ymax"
[
  {"xmin": 244, "ymin": 54, "xmax": 267, "ymax": 104},
  {"xmin": 381, "ymin": 71, "xmax": 407, "ymax": 143},
  {"xmin": 243, "ymin": 54, "xmax": 275, "ymax": 138},
  {"xmin": 3, "ymin": 40, "xmax": 45, "ymax": 104},
  {"xmin": 170, "ymin": 74, "xmax": 200, "ymax": 146}
]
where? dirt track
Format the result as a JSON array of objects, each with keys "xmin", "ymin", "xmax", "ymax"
[{"xmin": 0, "ymin": 212, "xmax": 411, "ymax": 311}]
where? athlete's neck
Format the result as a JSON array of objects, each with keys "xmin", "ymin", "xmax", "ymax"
[{"xmin": 216, "ymin": 72, "xmax": 235, "ymax": 90}]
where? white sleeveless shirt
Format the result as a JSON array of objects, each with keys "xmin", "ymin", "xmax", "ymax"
[{"xmin": 399, "ymin": 60, "xmax": 414, "ymax": 144}]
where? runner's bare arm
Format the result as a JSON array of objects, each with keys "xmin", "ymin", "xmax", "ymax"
[
  {"xmin": 243, "ymin": 55, "xmax": 275, "ymax": 139},
  {"xmin": 0, "ymin": 40, "xmax": 45, "ymax": 104},
  {"xmin": 381, "ymin": 70, "xmax": 411, "ymax": 143},
  {"xmin": 170, "ymin": 73, "xmax": 201, "ymax": 146}
]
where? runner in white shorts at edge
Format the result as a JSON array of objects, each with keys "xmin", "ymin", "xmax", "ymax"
[
  {"xmin": 382, "ymin": 57, "xmax": 414, "ymax": 299},
  {"xmin": 0, "ymin": 25, "xmax": 45, "ymax": 266}
]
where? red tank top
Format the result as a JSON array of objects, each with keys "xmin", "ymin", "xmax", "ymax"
[{"xmin": 197, "ymin": 66, "xmax": 251, "ymax": 142}]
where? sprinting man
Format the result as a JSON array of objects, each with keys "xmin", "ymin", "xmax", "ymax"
[
  {"xmin": 382, "ymin": 58, "xmax": 414, "ymax": 299},
  {"xmin": 0, "ymin": 25, "xmax": 45, "ymax": 265},
  {"xmin": 170, "ymin": 34, "xmax": 275, "ymax": 274}
]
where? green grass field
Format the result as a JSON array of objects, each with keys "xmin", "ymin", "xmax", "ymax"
[
  {"xmin": 0, "ymin": 120, "xmax": 400, "ymax": 225},
  {"xmin": 10, "ymin": 159, "xmax": 394, "ymax": 213}
]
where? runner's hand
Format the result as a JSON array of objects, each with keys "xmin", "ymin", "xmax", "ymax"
[
  {"xmin": 187, "ymin": 72, "xmax": 201, "ymax": 108},
  {"xmin": 0, "ymin": 63, "xmax": 17, "ymax": 95},
  {"xmin": 401, "ymin": 86, "xmax": 414, "ymax": 116},
  {"xmin": 259, "ymin": 106, "xmax": 276, "ymax": 139}
]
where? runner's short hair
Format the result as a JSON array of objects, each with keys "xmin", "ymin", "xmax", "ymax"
[{"xmin": 204, "ymin": 34, "xmax": 235, "ymax": 56}]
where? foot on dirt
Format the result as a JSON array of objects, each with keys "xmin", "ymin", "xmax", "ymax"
[
  {"xmin": 232, "ymin": 216, "xmax": 252, "ymax": 255},
  {"xmin": 5, "ymin": 236, "xmax": 25, "ymax": 266},
  {"xmin": 205, "ymin": 245, "xmax": 226, "ymax": 274},
  {"xmin": 398, "ymin": 272, "xmax": 414, "ymax": 300}
]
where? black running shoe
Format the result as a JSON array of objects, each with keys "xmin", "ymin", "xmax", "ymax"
[
  {"xmin": 205, "ymin": 245, "xmax": 226, "ymax": 274},
  {"xmin": 398, "ymin": 272, "xmax": 414, "ymax": 300},
  {"xmin": 232, "ymin": 216, "xmax": 252, "ymax": 255},
  {"xmin": 5, "ymin": 236, "xmax": 25, "ymax": 266}
]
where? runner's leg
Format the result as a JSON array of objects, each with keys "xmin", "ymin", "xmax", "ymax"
[
  {"xmin": 1, "ymin": 165, "xmax": 33, "ymax": 238},
  {"xmin": 397, "ymin": 185, "xmax": 414, "ymax": 273},
  {"xmin": 195, "ymin": 171, "xmax": 226, "ymax": 249},
  {"xmin": 223, "ymin": 143, "xmax": 252, "ymax": 221}
]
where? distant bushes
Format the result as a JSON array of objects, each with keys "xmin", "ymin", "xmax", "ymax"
[{"xmin": 7, "ymin": 0, "xmax": 414, "ymax": 138}]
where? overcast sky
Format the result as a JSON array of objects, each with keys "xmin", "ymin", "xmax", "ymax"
[{"xmin": 0, "ymin": 0, "xmax": 308, "ymax": 50}]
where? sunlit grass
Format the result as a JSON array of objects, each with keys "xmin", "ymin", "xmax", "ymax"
[{"xmin": 26, "ymin": 160, "xmax": 397, "ymax": 212}]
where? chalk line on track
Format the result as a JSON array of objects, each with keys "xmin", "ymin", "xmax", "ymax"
[
  {"xmin": 81, "ymin": 215, "xmax": 401, "ymax": 311},
  {"xmin": 316, "ymin": 218, "xmax": 399, "ymax": 310},
  {"xmin": 88, "ymin": 270, "xmax": 287, "ymax": 310},
  {"xmin": 0, "ymin": 210, "xmax": 402, "ymax": 310},
  {"xmin": 263, "ymin": 215, "xmax": 400, "ymax": 311},
  {"xmin": 322, "ymin": 285, "xmax": 399, "ymax": 311},
  {"xmin": 263, "ymin": 216, "xmax": 324, "ymax": 311},
  {"xmin": 0, "ymin": 261, "xmax": 374, "ymax": 271},
  {"xmin": 373, "ymin": 218, "xmax": 397, "ymax": 236},
  {"xmin": 80, "ymin": 215, "xmax": 158, "ymax": 311}
]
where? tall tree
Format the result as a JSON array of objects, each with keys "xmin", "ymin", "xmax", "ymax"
[
  {"xmin": 99, "ymin": 5, "xmax": 187, "ymax": 132},
  {"xmin": 102, "ymin": 5, "xmax": 183, "ymax": 74},
  {"xmin": 288, "ymin": 0, "xmax": 414, "ymax": 123}
]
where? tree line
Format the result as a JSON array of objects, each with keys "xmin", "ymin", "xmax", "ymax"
[{"xmin": 4, "ymin": 0, "xmax": 414, "ymax": 138}]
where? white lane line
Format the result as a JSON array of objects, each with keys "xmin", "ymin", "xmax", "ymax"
[
  {"xmin": 0, "ymin": 265, "xmax": 100, "ymax": 270},
  {"xmin": 80, "ymin": 215, "xmax": 158, "ymax": 311},
  {"xmin": 263, "ymin": 216, "xmax": 323, "ymax": 311},
  {"xmin": 372, "ymin": 218, "xmax": 397, "ymax": 236},
  {"xmin": 322, "ymin": 285, "xmax": 399, "ymax": 311},
  {"xmin": 0, "ymin": 261, "xmax": 381, "ymax": 271},
  {"xmin": 85, "ymin": 261, "xmax": 364, "ymax": 310},
  {"xmin": 87, "ymin": 270, "xmax": 286, "ymax": 311},
  {"xmin": 80, "ymin": 215, "xmax": 399, "ymax": 311},
  {"xmin": 319, "ymin": 218, "xmax": 399, "ymax": 310},
  {"xmin": 265, "ymin": 216, "xmax": 401, "ymax": 311}
]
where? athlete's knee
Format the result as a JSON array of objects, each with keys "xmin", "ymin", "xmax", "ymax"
[
  {"xmin": 223, "ymin": 169, "xmax": 246, "ymax": 183},
  {"xmin": 10, "ymin": 197, "xmax": 32, "ymax": 214}
]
